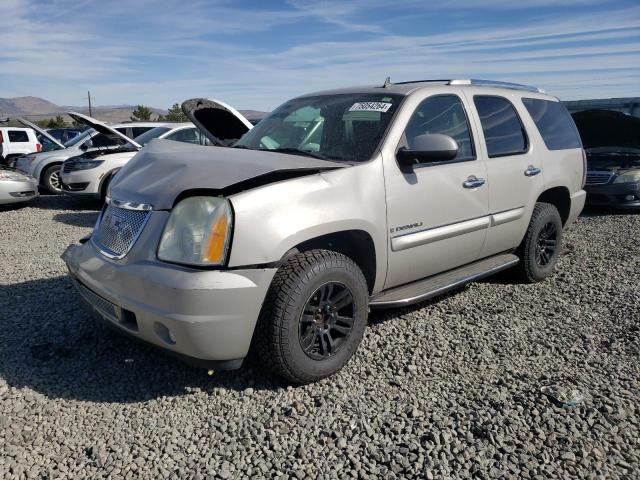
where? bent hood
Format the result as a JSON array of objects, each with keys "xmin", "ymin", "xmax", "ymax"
[
  {"xmin": 181, "ymin": 98, "xmax": 253, "ymax": 146},
  {"xmin": 15, "ymin": 117, "xmax": 66, "ymax": 149},
  {"xmin": 109, "ymin": 139, "xmax": 346, "ymax": 210},
  {"xmin": 67, "ymin": 111, "xmax": 142, "ymax": 149}
]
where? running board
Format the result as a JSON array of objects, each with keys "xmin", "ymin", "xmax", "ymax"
[{"xmin": 370, "ymin": 253, "xmax": 519, "ymax": 308}]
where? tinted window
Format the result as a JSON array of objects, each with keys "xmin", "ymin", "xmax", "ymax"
[
  {"xmin": 404, "ymin": 95, "xmax": 474, "ymax": 161},
  {"xmin": 165, "ymin": 127, "xmax": 201, "ymax": 144},
  {"xmin": 522, "ymin": 98, "xmax": 582, "ymax": 150},
  {"xmin": 474, "ymin": 96, "xmax": 527, "ymax": 157},
  {"xmin": 131, "ymin": 127, "xmax": 152, "ymax": 138},
  {"xmin": 8, "ymin": 130, "xmax": 29, "ymax": 142},
  {"xmin": 85, "ymin": 133, "xmax": 121, "ymax": 148}
]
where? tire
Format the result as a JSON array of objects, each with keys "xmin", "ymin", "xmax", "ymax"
[
  {"xmin": 255, "ymin": 249, "xmax": 369, "ymax": 384},
  {"xmin": 515, "ymin": 202, "xmax": 563, "ymax": 283},
  {"xmin": 42, "ymin": 164, "xmax": 63, "ymax": 194}
]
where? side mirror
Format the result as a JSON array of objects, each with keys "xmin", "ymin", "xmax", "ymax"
[{"xmin": 397, "ymin": 133, "xmax": 459, "ymax": 167}]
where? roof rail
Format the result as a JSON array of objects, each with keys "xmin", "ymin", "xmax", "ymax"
[{"xmin": 449, "ymin": 79, "xmax": 545, "ymax": 93}]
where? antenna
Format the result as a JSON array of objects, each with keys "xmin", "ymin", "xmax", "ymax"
[{"xmin": 383, "ymin": 76, "xmax": 392, "ymax": 88}]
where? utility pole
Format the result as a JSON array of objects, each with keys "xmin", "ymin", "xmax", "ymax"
[{"xmin": 87, "ymin": 91, "xmax": 92, "ymax": 117}]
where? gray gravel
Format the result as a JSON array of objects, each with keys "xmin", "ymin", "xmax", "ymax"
[{"xmin": 1, "ymin": 196, "xmax": 638, "ymax": 479}]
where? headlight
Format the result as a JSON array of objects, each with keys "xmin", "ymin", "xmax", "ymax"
[
  {"xmin": 68, "ymin": 160, "xmax": 104, "ymax": 171},
  {"xmin": 613, "ymin": 169, "xmax": 640, "ymax": 184},
  {"xmin": 0, "ymin": 171, "xmax": 30, "ymax": 182},
  {"xmin": 157, "ymin": 196, "xmax": 233, "ymax": 266}
]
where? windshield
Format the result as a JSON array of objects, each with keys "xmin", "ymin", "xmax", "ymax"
[
  {"xmin": 134, "ymin": 126, "xmax": 171, "ymax": 146},
  {"xmin": 234, "ymin": 93, "xmax": 403, "ymax": 162},
  {"xmin": 64, "ymin": 129, "xmax": 93, "ymax": 147}
]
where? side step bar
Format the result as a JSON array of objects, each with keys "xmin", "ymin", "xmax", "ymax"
[{"xmin": 370, "ymin": 253, "xmax": 519, "ymax": 308}]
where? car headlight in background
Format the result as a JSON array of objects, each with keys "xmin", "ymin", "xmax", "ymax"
[
  {"xmin": 158, "ymin": 196, "xmax": 233, "ymax": 266},
  {"xmin": 613, "ymin": 169, "xmax": 640, "ymax": 184},
  {"xmin": 0, "ymin": 170, "xmax": 31, "ymax": 182},
  {"xmin": 67, "ymin": 160, "xmax": 104, "ymax": 171}
]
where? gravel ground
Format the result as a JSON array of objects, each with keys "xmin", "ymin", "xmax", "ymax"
[{"xmin": 0, "ymin": 196, "xmax": 638, "ymax": 479}]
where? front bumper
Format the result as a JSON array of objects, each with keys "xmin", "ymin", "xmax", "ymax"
[
  {"xmin": 62, "ymin": 240, "xmax": 277, "ymax": 367},
  {"xmin": 585, "ymin": 181, "xmax": 640, "ymax": 209},
  {"xmin": 0, "ymin": 178, "xmax": 39, "ymax": 205},
  {"xmin": 60, "ymin": 169, "xmax": 101, "ymax": 196}
]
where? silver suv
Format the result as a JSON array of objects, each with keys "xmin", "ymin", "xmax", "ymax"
[{"xmin": 63, "ymin": 79, "xmax": 586, "ymax": 384}]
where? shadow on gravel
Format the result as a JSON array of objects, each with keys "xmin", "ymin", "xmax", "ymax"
[
  {"xmin": 580, "ymin": 205, "xmax": 638, "ymax": 217},
  {"xmin": 29, "ymin": 194, "xmax": 102, "ymax": 211},
  {"xmin": 0, "ymin": 276, "xmax": 284, "ymax": 403},
  {"xmin": 53, "ymin": 211, "xmax": 100, "ymax": 228}
]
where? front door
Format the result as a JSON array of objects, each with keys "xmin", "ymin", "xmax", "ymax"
[{"xmin": 382, "ymin": 91, "xmax": 490, "ymax": 289}]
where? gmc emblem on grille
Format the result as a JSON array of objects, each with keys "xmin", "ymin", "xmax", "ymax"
[{"xmin": 107, "ymin": 213, "xmax": 125, "ymax": 231}]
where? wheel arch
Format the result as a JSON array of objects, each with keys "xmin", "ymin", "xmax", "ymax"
[
  {"xmin": 536, "ymin": 186, "xmax": 571, "ymax": 226},
  {"xmin": 283, "ymin": 230, "xmax": 377, "ymax": 294},
  {"xmin": 39, "ymin": 161, "xmax": 63, "ymax": 186}
]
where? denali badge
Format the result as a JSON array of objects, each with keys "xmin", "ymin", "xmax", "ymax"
[{"xmin": 390, "ymin": 222, "xmax": 423, "ymax": 234}]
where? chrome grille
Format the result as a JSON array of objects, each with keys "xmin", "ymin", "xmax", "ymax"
[
  {"xmin": 74, "ymin": 279, "xmax": 120, "ymax": 321},
  {"xmin": 93, "ymin": 202, "xmax": 150, "ymax": 258},
  {"xmin": 585, "ymin": 171, "xmax": 613, "ymax": 185}
]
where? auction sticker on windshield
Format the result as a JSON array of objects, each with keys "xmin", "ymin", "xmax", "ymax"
[{"xmin": 349, "ymin": 102, "xmax": 393, "ymax": 113}]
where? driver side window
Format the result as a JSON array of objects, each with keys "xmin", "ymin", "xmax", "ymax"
[{"xmin": 404, "ymin": 95, "xmax": 475, "ymax": 161}]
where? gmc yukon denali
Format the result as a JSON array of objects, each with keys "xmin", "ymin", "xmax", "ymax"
[{"xmin": 63, "ymin": 79, "xmax": 586, "ymax": 384}]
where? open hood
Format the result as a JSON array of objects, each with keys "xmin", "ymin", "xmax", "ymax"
[
  {"xmin": 15, "ymin": 117, "xmax": 66, "ymax": 149},
  {"xmin": 181, "ymin": 98, "xmax": 253, "ymax": 146},
  {"xmin": 109, "ymin": 139, "xmax": 346, "ymax": 210},
  {"xmin": 572, "ymin": 109, "xmax": 640, "ymax": 151},
  {"xmin": 66, "ymin": 111, "xmax": 142, "ymax": 149}
]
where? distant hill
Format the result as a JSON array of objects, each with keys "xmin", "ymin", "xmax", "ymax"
[{"xmin": 0, "ymin": 96, "xmax": 267, "ymax": 123}]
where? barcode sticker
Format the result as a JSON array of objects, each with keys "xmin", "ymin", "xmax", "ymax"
[{"xmin": 349, "ymin": 102, "xmax": 392, "ymax": 113}]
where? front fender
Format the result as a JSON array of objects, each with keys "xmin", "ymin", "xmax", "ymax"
[{"xmin": 228, "ymin": 159, "xmax": 388, "ymax": 292}]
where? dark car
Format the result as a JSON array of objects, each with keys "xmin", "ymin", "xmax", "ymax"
[{"xmin": 572, "ymin": 109, "xmax": 640, "ymax": 209}]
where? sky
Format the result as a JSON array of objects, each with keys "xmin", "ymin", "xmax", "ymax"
[{"xmin": 0, "ymin": 0, "xmax": 638, "ymax": 111}]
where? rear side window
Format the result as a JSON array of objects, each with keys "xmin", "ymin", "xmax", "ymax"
[
  {"xmin": 8, "ymin": 130, "xmax": 29, "ymax": 142},
  {"xmin": 131, "ymin": 127, "xmax": 152, "ymax": 138},
  {"xmin": 522, "ymin": 98, "xmax": 582, "ymax": 150},
  {"xmin": 474, "ymin": 96, "xmax": 528, "ymax": 157}
]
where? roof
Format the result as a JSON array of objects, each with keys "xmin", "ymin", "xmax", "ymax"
[{"xmin": 298, "ymin": 78, "xmax": 553, "ymax": 99}]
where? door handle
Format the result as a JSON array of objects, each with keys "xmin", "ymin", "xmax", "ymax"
[
  {"xmin": 463, "ymin": 176, "xmax": 486, "ymax": 189},
  {"xmin": 524, "ymin": 165, "xmax": 541, "ymax": 177}
]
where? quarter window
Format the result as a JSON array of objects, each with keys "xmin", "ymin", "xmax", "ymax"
[
  {"xmin": 8, "ymin": 130, "xmax": 29, "ymax": 142},
  {"xmin": 474, "ymin": 96, "xmax": 528, "ymax": 157},
  {"xmin": 522, "ymin": 98, "xmax": 582, "ymax": 150},
  {"xmin": 404, "ymin": 95, "xmax": 475, "ymax": 161}
]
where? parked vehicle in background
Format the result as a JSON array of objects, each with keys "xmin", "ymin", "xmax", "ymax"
[
  {"xmin": 14, "ymin": 118, "xmax": 163, "ymax": 194},
  {"xmin": 47, "ymin": 127, "xmax": 86, "ymax": 144},
  {"xmin": 572, "ymin": 109, "xmax": 640, "ymax": 209},
  {"xmin": 63, "ymin": 79, "xmax": 585, "ymax": 384},
  {"xmin": 60, "ymin": 117, "xmax": 211, "ymax": 201},
  {"xmin": 0, "ymin": 127, "xmax": 41, "ymax": 167},
  {"xmin": 0, "ymin": 169, "xmax": 39, "ymax": 205}
]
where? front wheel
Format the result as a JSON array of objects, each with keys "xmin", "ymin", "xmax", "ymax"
[
  {"xmin": 42, "ymin": 164, "xmax": 62, "ymax": 194},
  {"xmin": 515, "ymin": 202, "xmax": 563, "ymax": 283},
  {"xmin": 256, "ymin": 250, "xmax": 369, "ymax": 384}
]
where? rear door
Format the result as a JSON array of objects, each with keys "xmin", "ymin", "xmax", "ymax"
[
  {"xmin": 465, "ymin": 93, "xmax": 544, "ymax": 257},
  {"xmin": 382, "ymin": 90, "xmax": 490, "ymax": 288}
]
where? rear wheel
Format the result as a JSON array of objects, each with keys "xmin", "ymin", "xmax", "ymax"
[
  {"xmin": 515, "ymin": 202, "xmax": 563, "ymax": 283},
  {"xmin": 255, "ymin": 250, "xmax": 369, "ymax": 384},
  {"xmin": 42, "ymin": 164, "xmax": 62, "ymax": 194}
]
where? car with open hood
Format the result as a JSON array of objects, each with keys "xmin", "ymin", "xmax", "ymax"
[
  {"xmin": 14, "ymin": 117, "xmax": 163, "ymax": 194},
  {"xmin": 59, "ymin": 111, "xmax": 233, "ymax": 201},
  {"xmin": 63, "ymin": 79, "xmax": 586, "ymax": 384},
  {"xmin": 572, "ymin": 109, "xmax": 640, "ymax": 209}
]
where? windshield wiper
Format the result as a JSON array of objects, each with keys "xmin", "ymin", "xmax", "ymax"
[{"xmin": 269, "ymin": 147, "xmax": 331, "ymax": 161}]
